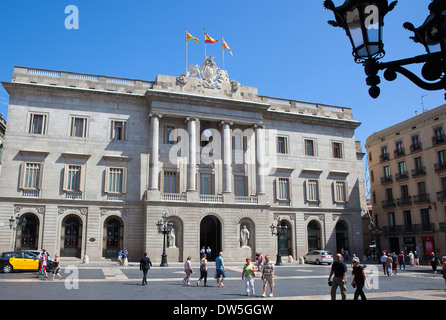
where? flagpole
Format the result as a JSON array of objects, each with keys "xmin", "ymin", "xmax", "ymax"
[
  {"xmin": 204, "ymin": 28, "xmax": 206, "ymax": 58},
  {"xmin": 185, "ymin": 29, "xmax": 188, "ymax": 74},
  {"xmin": 222, "ymin": 35, "xmax": 225, "ymax": 70}
]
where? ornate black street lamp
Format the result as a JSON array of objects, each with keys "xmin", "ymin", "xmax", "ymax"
[
  {"xmin": 156, "ymin": 212, "xmax": 173, "ymax": 267},
  {"xmin": 324, "ymin": 0, "xmax": 446, "ymax": 99},
  {"xmin": 270, "ymin": 216, "xmax": 287, "ymax": 266},
  {"xmin": 9, "ymin": 214, "xmax": 26, "ymax": 251}
]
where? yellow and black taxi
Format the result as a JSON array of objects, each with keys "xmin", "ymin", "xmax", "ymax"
[{"xmin": 0, "ymin": 251, "xmax": 40, "ymax": 273}]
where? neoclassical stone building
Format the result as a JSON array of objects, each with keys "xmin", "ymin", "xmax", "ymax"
[{"xmin": 0, "ymin": 62, "xmax": 366, "ymax": 262}]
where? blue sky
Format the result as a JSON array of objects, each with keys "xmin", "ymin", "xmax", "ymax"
[{"xmin": 0, "ymin": 0, "xmax": 444, "ymax": 159}]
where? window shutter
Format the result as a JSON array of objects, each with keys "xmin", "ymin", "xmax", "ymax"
[
  {"xmin": 105, "ymin": 167, "xmax": 110, "ymax": 193},
  {"xmin": 63, "ymin": 164, "xmax": 69, "ymax": 191},
  {"xmin": 37, "ymin": 162, "xmax": 44, "ymax": 190},
  {"xmin": 122, "ymin": 168, "xmax": 127, "ymax": 194},
  {"xmin": 19, "ymin": 163, "xmax": 25, "ymax": 189},
  {"xmin": 79, "ymin": 164, "xmax": 85, "ymax": 192}
]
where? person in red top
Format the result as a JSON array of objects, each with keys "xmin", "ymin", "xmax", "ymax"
[{"xmin": 38, "ymin": 249, "xmax": 48, "ymax": 278}]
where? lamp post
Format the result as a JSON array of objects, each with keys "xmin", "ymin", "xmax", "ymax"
[
  {"xmin": 9, "ymin": 214, "xmax": 27, "ymax": 251},
  {"xmin": 324, "ymin": 0, "xmax": 446, "ymax": 99},
  {"xmin": 270, "ymin": 216, "xmax": 287, "ymax": 266},
  {"xmin": 156, "ymin": 212, "xmax": 173, "ymax": 267}
]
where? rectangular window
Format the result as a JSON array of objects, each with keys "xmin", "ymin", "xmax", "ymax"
[
  {"xmin": 234, "ymin": 175, "xmax": 247, "ymax": 197},
  {"xmin": 398, "ymin": 161, "xmax": 407, "ymax": 175},
  {"xmin": 164, "ymin": 126, "xmax": 177, "ymax": 145},
  {"xmin": 335, "ymin": 181, "xmax": 346, "ymax": 202},
  {"xmin": 385, "ymin": 188, "xmax": 393, "ymax": 201},
  {"xmin": 29, "ymin": 114, "xmax": 47, "ymax": 135},
  {"xmin": 200, "ymin": 173, "xmax": 213, "ymax": 195},
  {"xmin": 417, "ymin": 181, "xmax": 427, "ymax": 195},
  {"xmin": 277, "ymin": 178, "xmax": 290, "ymax": 200},
  {"xmin": 421, "ymin": 208, "xmax": 430, "ymax": 226},
  {"xmin": 304, "ymin": 139, "xmax": 315, "ymax": 156},
  {"xmin": 403, "ymin": 210, "xmax": 412, "ymax": 226},
  {"xmin": 307, "ymin": 179, "xmax": 319, "ymax": 202},
  {"xmin": 71, "ymin": 117, "xmax": 87, "ymax": 138},
  {"xmin": 388, "ymin": 212, "xmax": 395, "ymax": 227},
  {"xmin": 438, "ymin": 150, "xmax": 446, "ymax": 165},
  {"xmin": 277, "ymin": 136, "xmax": 288, "ymax": 154},
  {"xmin": 400, "ymin": 185, "xmax": 409, "ymax": 198},
  {"xmin": 163, "ymin": 171, "xmax": 177, "ymax": 193},
  {"xmin": 21, "ymin": 163, "xmax": 41, "ymax": 189},
  {"xmin": 111, "ymin": 120, "xmax": 126, "ymax": 140},
  {"xmin": 332, "ymin": 142, "xmax": 343, "ymax": 159},
  {"xmin": 106, "ymin": 167, "xmax": 127, "ymax": 193},
  {"xmin": 66, "ymin": 165, "xmax": 82, "ymax": 191},
  {"xmin": 383, "ymin": 165, "xmax": 391, "ymax": 178}
]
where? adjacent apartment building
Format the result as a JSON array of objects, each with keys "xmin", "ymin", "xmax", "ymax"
[
  {"xmin": 0, "ymin": 62, "xmax": 366, "ymax": 262},
  {"xmin": 365, "ymin": 104, "xmax": 446, "ymax": 260}
]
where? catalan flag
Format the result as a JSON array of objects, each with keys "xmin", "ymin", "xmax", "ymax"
[
  {"xmin": 222, "ymin": 38, "xmax": 233, "ymax": 56},
  {"xmin": 204, "ymin": 31, "xmax": 218, "ymax": 43},
  {"xmin": 186, "ymin": 31, "xmax": 199, "ymax": 43}
]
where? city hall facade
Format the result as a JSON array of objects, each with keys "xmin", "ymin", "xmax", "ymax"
[{"xmin": 0, "ymin": 62, "xmax": 366, "ymax": 262}]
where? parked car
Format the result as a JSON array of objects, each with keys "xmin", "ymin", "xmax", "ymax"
[
  {"xmin": 304, "ymin": 250, "xmax": 333, "ymax": 265},
  {"xmin": 0, "ymin": 251, "xmax": 40, "ymax": 273},
  {"xmin": 23, "ymin": 250, "xmax": 54, "ymax": 262}
]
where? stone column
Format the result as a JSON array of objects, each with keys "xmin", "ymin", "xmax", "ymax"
[
  {"xmin": 222, "ymin": 121, "xmax": 233, "ymax": 193},
  {"xmin": 254, "ymin": 123, "xmax": 266, "ymax": 195},
  {"xmin": 149, "ymin": 113, "xmax": 162, "ymax": 190},
  {"xmin": 186, "ymin": 117, "xmax": 199, "ymax": 192}
]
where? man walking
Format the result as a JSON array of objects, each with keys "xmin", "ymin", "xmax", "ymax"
[
  {"xmin": 215, "ymin": 252, "xmax": 226, "ymax": 287},
  {"xmin": 139, "ymin": 253, "xmax": 152, "ymax": 285},
  {"xmin": 328, "ymin": 253, "xmax": 347, "ymax": 300}
]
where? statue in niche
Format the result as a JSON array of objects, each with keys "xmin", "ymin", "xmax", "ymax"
[
  {"xmin": 240, "ymin": 225, "xmax": 250, "ymax": 248},
  {"xmin": 168, "ymin": 227, "xmax": 177, "ymax": 248}
]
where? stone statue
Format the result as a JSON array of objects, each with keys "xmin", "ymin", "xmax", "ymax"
[
  {"xmin": 168, "ymin": 227, "xmax": 176, "ymax": 248},
  {"xmin": 187, "ymin": 64, "xmax": 201, "ymax": 79},
  {"xmin": 240, "ymin": 225, "xmax": 250, "ymax": 248}
]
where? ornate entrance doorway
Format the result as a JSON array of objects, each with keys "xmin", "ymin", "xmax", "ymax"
[
  {"xmin": 61, "ymin": 215, "xmax": 82, "ymax": 258},
  {"xmin": 200, "ymin": 215, "xmax": 221, "ymax": 261}
]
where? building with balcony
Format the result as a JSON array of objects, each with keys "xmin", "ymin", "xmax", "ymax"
[
  {"xmin": 0, "ymin": 63, "xmax": 366, "ymax": 262},
  {"xmin": 365, "ymin": 104, "xmax": 446, "ymax": 260}
]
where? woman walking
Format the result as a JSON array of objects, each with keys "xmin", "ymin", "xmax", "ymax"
[
  {"xmin": 183, "ymin": 256, "xmax": 193, "ymax": 285},
  {"xmin": 197, "ymin": 254, "xmax": 208, "ymax": 287},
  {"xmin": 51, "ymin": 254, "xmax": 63, "ymax": 280},
  {"xmin": 442, "ymin": 256, "xmax": 446, "ymax": 291},
  {"xmin": 351, "ymin": 257, "xmax": 367, "ymax": 300},
  {"xmin": 242, "ymin": 257, "xmax": 256, "ymax": 296}
]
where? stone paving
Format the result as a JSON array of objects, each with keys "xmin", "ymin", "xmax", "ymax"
[{"xmin": 1, "ymin": 259, "xmax": 445, "ymax": 301}]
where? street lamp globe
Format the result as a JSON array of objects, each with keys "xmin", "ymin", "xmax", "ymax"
[{"xmin": 324, "ymin": 0, "xmax": 398, "ymax": 63}]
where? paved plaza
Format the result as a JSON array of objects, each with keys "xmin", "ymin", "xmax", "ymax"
[{"xmin": 1, "ymin": 259, "xmax": 445, "ymax": 301}]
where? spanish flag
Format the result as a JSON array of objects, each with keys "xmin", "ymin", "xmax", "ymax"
[
  {"xmin": 186, "ymin": 31, "xmax": 199, "ymax": 43},
  {"xmin": 205, "ymin": 31, "xmax": 218, "ymax": 43},
  {"xmin": 222, "ymin": 38, "xmax": 233, "ymax": 56}
]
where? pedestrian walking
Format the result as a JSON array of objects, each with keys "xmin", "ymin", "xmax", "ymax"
[
  {"xmin": 215, "ymin": 252, "xmax": 226, "ymax": 287},
  {"xmin": 429, "ymin": 252, "xmax": 440, "ymax": 277},
  {"xmin": 255, "ymin": 251, "xmax": 263, "ymax": 271},
  {"xmin": 408, "ymin": 251, "xmax": 414, "ymax": 267},
  {"xmin": 139, "ymin": 252, "xmax": 152, "ymax": 286},
  {"xmin": 261, "ymin": 255, "xmax": 275, "ymax": 297},
  {"xmin": 118, "ymin": 249, "xmax": 123, "ymax": 265},
  {"xmin": 351, "ymin": 257, "xmax": 367, "ymax": 300},
  {"xmin": 183, "ymin": 256, "xmax": 193, "ymax": 285},
  {"xmin": 38, "ymin": 249, "xmax": 48, "ymax": 278},
  {"xmin": 391, "ymin": 252, "xmax": 398, "ymax": 275},
  {"xmin": 51, "ymin": 254, "xmax": 62, "ymax": 281},
  {"xmin": 197, "ymin": 254, "xmax": 208, "ymax": 287},
  {"xmin": 122, "ymin": 248, "xmax": 128, "ymax": 266},
  {"xmin": 414, "ymin": 251, "xmax": 419, "ymax": 266},
  {"xmin": 380, "ymin": 252, "xmax": 387, "ymax": 275},
  {"xmin": 398, "ymin": 251, "xmax": 405, "ymax": 270},
  {"xmin": 386, "ymin": 253, "xmax": 393, "ymax": 276},
  {"xmin": 242, "ymin": 257, "xmax": 256, "ymax": 296},
  {"xmin": 328, "ymin": 253, "xmax": 347, "ymax": 300}
]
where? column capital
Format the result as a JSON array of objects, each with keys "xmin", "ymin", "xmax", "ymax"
[
  {"xmin": 149, "ymin": 113, "xmax": 162, "ymax": 119},
  {"xmin": 220, "ymin": 120, "xmax": 233, "ymax": 127},
  {"xmin": 185, "ymin": 116, "xmax": 199, "ymax": 123},
  {"xmin": 253, "ymin": 122, "xmax": 265, "ymax": 129}
]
